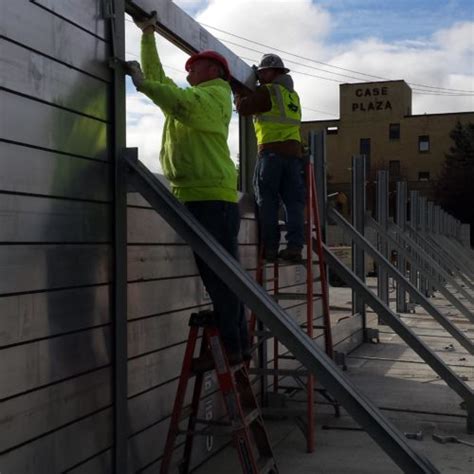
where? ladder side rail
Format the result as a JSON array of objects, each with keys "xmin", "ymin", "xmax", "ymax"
[
  {"xmin": 160, "ymin": 324, "xmax": 200, "ymax": 474},
  {"xmin": 124, "ymin": 152, "xmax": 442, "ymax": 473},
  {"xmin": 305, "ymin": 158, "xmax": 315, "ymax": 453},
  {"xmin": 310, "ymin": 162, "xmax": 334, "ymax": 357}
]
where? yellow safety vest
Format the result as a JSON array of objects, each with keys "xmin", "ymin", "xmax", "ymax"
[{"xmin": 254, "ymin": 83, "xmax": 302, "ymax": 145}]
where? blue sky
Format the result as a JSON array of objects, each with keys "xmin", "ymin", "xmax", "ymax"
[{"xmin": 320, "ymin": 0, "xmax": 473, "ymax": 43}]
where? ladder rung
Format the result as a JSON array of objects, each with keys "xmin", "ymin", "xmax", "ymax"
[
  {"xmin": 244, "ymin": 409, "xmax": 261, "ymax": 426},
  {"xmin": 274, "ymin": 292, "xmax": 307, "ymax": 300},
  {"xmin": 194, "ymin": 417, "xmax": 231, "ymax": 427},
  {"xmin": 249, "ymin": 368, "xmax": 308, "ymax": 377},
  {"xmin": 180, "ymin": 405, "xmax": 194, "ymax": 421},
  {"xmin": 262, "ymin": 407, "xmax": 307, "ymax": 418}
]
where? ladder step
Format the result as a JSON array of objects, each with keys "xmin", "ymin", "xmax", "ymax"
[
  {"xmin": 274, "ymin": 292, "xmax": 307, "ymax": 300},
  {"xmin": 262, "ymin": 407, "xmax": 307, "ymax": 418},
  {"xmin": 244, "ymin": 408, "xmax": 261, "ymax": 426},
  {"xmin": 180, "ymin": 405, "xmax": 193, "ymax": 421},
  {"xmin": 249, "ymin": 367, "xmax": 308, "ymax": 377}
]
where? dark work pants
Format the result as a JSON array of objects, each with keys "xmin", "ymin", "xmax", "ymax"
[
  {"xmin": 185, "ymin": 201, "xmax": 249, "ymax": 356},
  {"xmin": 253, "ymin": 150, "xmax": 306, "ymax": 253}
]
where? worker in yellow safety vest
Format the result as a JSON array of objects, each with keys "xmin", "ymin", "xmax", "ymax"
[
  {"xmin": 124, "ymin": 12, "xmax": 250, "ymax": 369},
  {"xmin": 235, "ymin": 54, "xmax": 305, "ymax": 263}
]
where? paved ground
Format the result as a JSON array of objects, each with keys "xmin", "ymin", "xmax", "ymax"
[{"xmin": 196, "ymin": 280, "xmax": 474, "ymax": 473}]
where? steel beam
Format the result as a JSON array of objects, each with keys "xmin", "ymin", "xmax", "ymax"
[
  {"xmin": 395, "ymin": 181, "xmax": 408, "ymax": 312},
  {"xmin": 422, "ymin": 229, "xmax": 474, "ymax": 285},
  {"xmin": 111, "ymin": 0, "xmax": 128, "ymax": 472},
  {"xmin": 376, "ymin": 170, "xmax": 389, "ymax": 305},
  {"xmin": 408, "ymin": 224, "xmax": 474, "ymax": 292},
  {"xmin": 327, "ymin": 209, "xmax": 474, "ymax": 433},
  {"xmin": 322, "ymin": 239, "xmax": 474, "ymax": 435},
  {"xmin": 310, "ymin": 130, "xmax": 327, "ymax": 242},
  {"xmin": 368, "ymin": 216, "xmax": 474, "ymax": 325},
  {"xmin": 408, "ymin": 190, "xmax": 420, "ymax": 296},
  {"xmin": 125, "ymin": 0, "xmax": 255, "ymax": 89},
  {"xmin": 123, "ymin": 152, "xmax": 440, "ymax": 473},
  {"xmin": 389, "ymin": 222, "xmax": 474, "ymax": 308},
  {"xmin": 351, "ymin": 155, "xmax": 366, "ymax": 326},
  {"xmin": 330, "ymin": 208, "xmax": 474, "ymax": 354}
]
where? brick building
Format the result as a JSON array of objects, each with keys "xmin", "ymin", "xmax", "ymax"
[{"xmin": 302, "ymin": 80, "xmax": 474, "ymax": 206}]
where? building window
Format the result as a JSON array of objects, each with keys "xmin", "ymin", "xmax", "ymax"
[
  {"xmin": 389, "ymin": 123, "xmax": 400, "ymax": 140},
  {"xmin": 418, "ymin": 171, "xmax": 430, "ymax": 181},
  {"xmin": 359, "ymin": 138, "xmax": 371, "ymax": 171},
  {"xmin": 389, "ymin": 160, "xmax": 401, "ymax": 178},
  {"xmin": 327, "ymin": 126, "xmax": 338, "ymax": 135},
  {"xmin": 419, "ymin": 135, "xmax": 430, "ymax": 152}
]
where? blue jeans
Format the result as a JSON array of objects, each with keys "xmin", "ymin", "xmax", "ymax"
[
  {"xmin": 253, "ymin": 151, "xmax": 306, "ymax": 252},
  {"xmin": 185, "ymin": 201, "xmax": 249, "ymax": 356}
]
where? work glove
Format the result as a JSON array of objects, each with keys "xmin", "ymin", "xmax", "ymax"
[
  {"xmin": 124, "ymin": 61, "xmax": 144, "ymax": 89},
  {"xmin": 132, "ymin": 10, "xmax": 158, "ymax": 32}
]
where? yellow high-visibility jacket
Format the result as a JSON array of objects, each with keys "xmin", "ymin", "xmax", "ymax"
[{"xmin": 138, "ymin": 33, "xmax": 237, "ymax": 203}]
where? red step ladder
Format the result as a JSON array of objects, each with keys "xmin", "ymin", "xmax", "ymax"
[
  {"xmin": 249, "ymin": 155, "xmax": 336, "ymax": 453},
  {"xmin": 160, "ymin": 310, "xmax": 278, "ymax": 474}
]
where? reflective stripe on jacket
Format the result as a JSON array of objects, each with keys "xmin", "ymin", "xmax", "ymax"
[{"xmin": 254, "ymin": 83, "xmax": 301, "ymax": 145}]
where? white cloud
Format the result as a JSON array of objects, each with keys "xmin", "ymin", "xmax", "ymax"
[{"xmin": 125, "ymin": 3, "xmax": 473, "ymax": 172}]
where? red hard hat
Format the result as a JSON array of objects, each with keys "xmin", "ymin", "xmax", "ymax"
[{"xmin": 185, "ymin": 50, "xmax": 231, "ymax": 81}]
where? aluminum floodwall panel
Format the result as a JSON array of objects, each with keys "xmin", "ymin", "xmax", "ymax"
[{"xmin": 0, "ymin": 0, "xmax": 114, "ymax": 472}]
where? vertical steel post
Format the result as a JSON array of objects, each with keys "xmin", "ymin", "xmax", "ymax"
[
  {"xmin": 238, "ymin": 115, "xmax": 257, "ymax": 194},
  {"xmin": 409, "ymin": 190, "xmax": 419, "ymax": 301},
  {"xmin": 310, "ymin": 130, "xmax": 327, "ymax": 243},
  {"xmin": 418, "ymin": 196, "xmax": 428, "ymax": 296},
  {"xmin": 351, "ymin": 155, "xmax": 366, "ymax": 327},
  {"xmin": 426, "ymin": 201, "xmax": 435, "ymax": 295},
  {"xmin": 111, "ymin": 0, "xmax": 127, "ymax": 471},
  {"xmin": 396, "ymin": 181, "xmax": 408, "ymax": 312},
  {"xmin": 376, "ymin": 170, "xmax": 389, "ymax": 306}
]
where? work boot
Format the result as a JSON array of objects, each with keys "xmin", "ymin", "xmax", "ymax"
[{"xmin": 278, "ymin": 246, "xmax": 303, "ymax": 263}]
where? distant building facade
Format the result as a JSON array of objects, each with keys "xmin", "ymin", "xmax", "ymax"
[{"xmin": 302, "ymin": 80, "xmax": 474, "ymax": 205}]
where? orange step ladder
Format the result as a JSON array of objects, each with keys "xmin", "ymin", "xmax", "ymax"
[
  {"xmin": 160, "ymin": 310, "xmax": 278, "ymax": 474},
  {"xmin": 249, "ymin": 155, "xmax": 337, "ymax": 453}
]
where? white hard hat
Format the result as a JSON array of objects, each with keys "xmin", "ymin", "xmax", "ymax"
[{"xmin": 257, "ymin": 54, "xmax": 289, "ymax": 73}]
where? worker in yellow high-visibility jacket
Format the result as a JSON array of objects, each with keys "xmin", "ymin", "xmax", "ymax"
[
  {"xmin": 235, "ymin": 54, "xmax": 305, "ymax": 263},
  {"xmin": 125, "ymin": 13, "xmax": 249, "ymax": 368}
]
